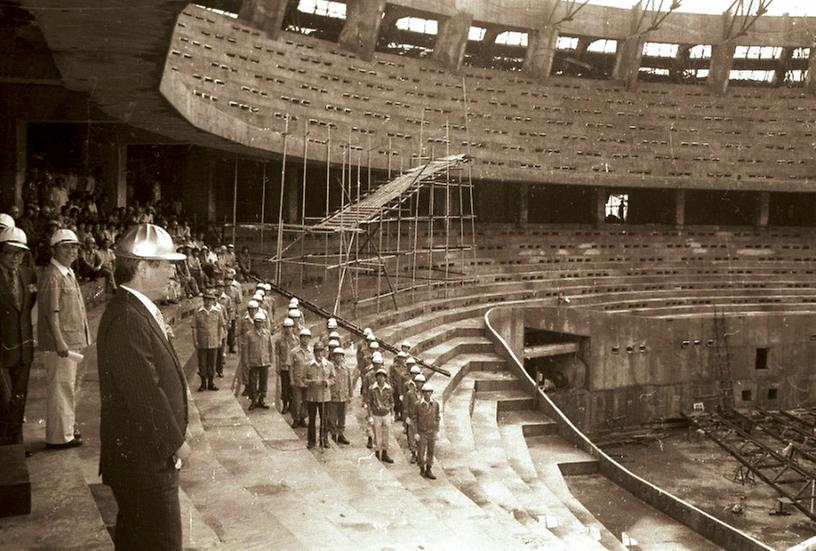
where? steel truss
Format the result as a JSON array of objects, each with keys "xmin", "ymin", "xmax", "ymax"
[{"xmin": 688, "ymin": 409, "xmax": 816, "ymax": 521}]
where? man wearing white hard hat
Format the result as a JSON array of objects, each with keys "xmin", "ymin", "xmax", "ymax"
[
  {"xmin": 242, "ymin": 311, "xmax": 273, "ymax": 411},
  {"xmin": 38, "ymin": 228, "xmax": 90, "ymax": 450},
  {"xmin": 223, "ymin": 269, "xmax": 242, "ymax": 353},
  {"xmin": 367, "ymin": 364, "xmax": 395, "ymax": 463},
  {"xmin": 327, "ymin": 346, "xmax": 352, "ymax": 445},
  {"xmin": 234, "ymin": 299, "xmax": 261, "ymax": 398},
  {"xmin": 0, "ymin": 227, "xmax": 36, "ymax": 446},
  {"xmin": 276, "ymin": 317, "xmax": 296, "ymax": 414},
  {"xmin": 403, "ymin": 372, "xmax": 424, "ymax": 464},
  {"xmin": 416, "ymin": 382, "xmax": 440, "ymax": 480},
  {"xmin": 288, "ymin": 327, "xmax": 313, "ymax": 428},
  {"xmin": 0, "ymin": 213, "xmax": 15, "ymax": 231},
  {"xmin": 96, "ymin": 223, "xmax": 190, "ymax": 549}
]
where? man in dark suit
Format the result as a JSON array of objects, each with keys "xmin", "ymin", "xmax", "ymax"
[
  {"xmin": 96, "ymin": 224, "xmax": 189, "ymax": 551},
  {"xmin": 0, "ymin": 227, "xmax": 36, "ymax": 446}
]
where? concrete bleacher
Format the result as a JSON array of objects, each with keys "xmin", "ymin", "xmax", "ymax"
[{"xmin": 163, "ymin": 5, "xmax": 815, "ymax": 192}]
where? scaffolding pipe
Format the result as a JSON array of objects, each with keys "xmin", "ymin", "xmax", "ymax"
[
  {"xmin": 300, "ymin": 119, "xmax": 309, "ymax": 288},
  {"xmin": 275, "ymin": 114, "xmax": 290, "ymax": 284},
  {"xmin": 427, "ymin": 145, "xmax": 435, "ymax": 291},
  {"xmin": 444, "ymin": 120, "xmax": 451, "ymax": 297},
  {"xmin": 231, "ymin": 156, "xmax": 238, "ymax": 246},
  {"xmin": 260, "ymin": 162, "xmax": 267, "ymax": 253},
  {"xmin": 324, "ymin": 126, "xmax": 331, "ymax": 281}
]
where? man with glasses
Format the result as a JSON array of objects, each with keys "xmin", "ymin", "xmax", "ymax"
[
  {"xmin": 38, "ymin": 228, "xmax": 90, "ymax": 449},
  {"xmin": 0, "ymin": 227, "xmax": 36, "ymax": 446}
]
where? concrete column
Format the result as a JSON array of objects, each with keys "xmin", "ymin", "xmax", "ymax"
[
  {"xmin": 806, "ymin": 47, "xmax": 816, "ymax": 97},
  {"xmin": 101, "ymin": 137, "xmax": 127, "ymax": 209},
  {"xmin": 338, "ymin": 0, "xmax": 386, "ymax": 61},
  {"xmin": 238, "ymin": 0, "xmax": 290, "ymax": 39},
  {"xmin": 0, "ymin": 120, "xmax": 26, "ymax": 211},
  {"xmin": 675, "ymin": 189, "xmax": 686, "ymax": 226},
  {"xmin": 707, "ymin": 41, "xmax": 736, "ymax": 95},
  {"xmin": 523, "ymin": 25, "xmax": 559, "ymax": 79},
  {"xmin": 593, "ymin": 187, "xmax": 606, "ymax": 225},
  {"xmin": 518, "ymin": 183, "xmax": 529, "ymax": 227},
  {"xmin": 612, "ymin": 3, "xmax": 645, "ymax": 89},
  {"xmin": 756, "ymin": 192, "xmax": 770, "ymax": 227},
  {"xmin": 284, "ymin": 166, "xmax": 299, "ymax": 224},
  {"xmin": 670, "ymin": 45, "xmax": 691, "ymax": 81},
  {"xmin": 432, "ymin": 11, "xmax": 473, "ymax": 72},
  {"xmin": 772, "ymin": 47, "xmax": 793, "ymax": 86}
]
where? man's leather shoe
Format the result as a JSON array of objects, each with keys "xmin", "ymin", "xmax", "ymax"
[
  {"xmin": 257, "ymin": 401, "xmax": 270, "ymax": 410},
  {"xmin": 366, "ymin": 436, "xmax": 373, "ymax": 449},
  {"xmin": 380, "ymin": 452, "xmax": 394, "ymax": 464},
  {"xmin": 307, "ymin": 442, "xmax": 315, "ymax": 449},
  {"xmin": 337, "ymin": 435, "xmax": 350, "ymax": 445},
  {"xmin": 248, "ymin": 402, "xmax": 257, "ymax": 411},
  {"xmin": 281, "ymin": 404, "xmax": 289, "ymax": 414},
  {"xmin": 216, "ymin": 372, "xmax": 224, "ymax": 378},
  {"xmin": 198, "ymin": 384, "xmax": 207, "ymax": 392},
  {"xmin": 208, "ymin": 384, "xmax": 219, "ymax": 391},
  {"xmin": 46, "ymin": 438, "xmax": 83, "ymax": 450},
  {"xmin": 425, "ymin": 468, "xmax": 436, "ymax": 480}
]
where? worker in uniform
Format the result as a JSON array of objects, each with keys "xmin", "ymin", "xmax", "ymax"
[
  {"xmin": 214, "ymin": 280, "xmax": 233, "ymax": 378},
  {"xmin": 359, "ymin": 350, "xmax": 377, "ymax": 449},
  {"xmin": 356, "ymin": 328, "xmax": 372, "ymax": 387},
  {"xmin": 368, "ymin": 364, "xmax": 395, "ymax": 464},
  {"xmin": 96, "ymin": 223, "xmax": 190, "ymax": 550},
  {"xmin": 276, "ymin": 317, "xmax": 295, "ymax": 414},
  {"xmin": 305, "ymin": 341, "xmax": 334, "ymax": 448},
  {"xmin": 403, "ymin": 369, "xmax": 423, "ymax": 464},
  {"xmin": 223, "ymin": 269, "xmax": 242, "ymax": 353},
  {"xmin": 260, "ymin": 283, "xmax": 275, "ymax": 318},
  {"xmin": 288, "ymin": 327, "xmax": 313, "ymax": 428},
  {"xmin": 0, "ymin": 227, "xmax": 36, "ymax": 446},
  {"xmin": 390, "ymin": 351, "xmax": 407, "ymax": 421},
  {"xmin": 327, "ymin": 346, "xmax": 351, "ymax": 445},
  {"xmin": 191, "ymin": 290, "xmax": 223, "ymax": 391},
  {"xmin": 415, "ymin": 382, "xmax": 440, "ymax": 479},
  {"xmin": 288, "ymin": 307, "xmax": 304, "ymax": 333},
  {"xmin": 39, "ymin": 228, "xmax": 90, "ymax": 449},
  {"xmin": 242, "ymin": 310, "xmax": 273, "ymax": 411},
  {"xmin": 234, "ymin": 299, "xmax": 260, "ymax": 397}
]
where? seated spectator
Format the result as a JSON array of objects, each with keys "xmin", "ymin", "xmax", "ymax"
[
  {"xmin": 96, "ymin": 238, "xmax": 117, "ymax": 293},
  {"xmin": 238, "ymin": 246, "xmax": 252, "ymax": 281}
]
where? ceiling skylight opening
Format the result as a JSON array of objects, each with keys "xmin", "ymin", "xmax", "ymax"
[
  {"xmin": 495, "ymin": 31, "xmax": 528, "ymax": 47},
  {"xmin": 395, "ymin": 17, "xmax": 438, "ymax": 35}
]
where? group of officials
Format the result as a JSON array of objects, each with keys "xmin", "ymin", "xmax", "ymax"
[{"xmin": 0, "ymin": 216, "xmax": 443, "ymax": 550}]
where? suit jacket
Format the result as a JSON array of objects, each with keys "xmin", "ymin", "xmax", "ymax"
[
  {"xmin": 96, "ymin": 290, "xmax": 188, "ymax": 488},
  {"xmin": 0, "ymin": 264, "xmax": 36, "ymax": 368}
]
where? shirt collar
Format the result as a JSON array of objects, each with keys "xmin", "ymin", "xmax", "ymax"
[
  {"xmin": 120, "ymin": 285, "xmax": 160, "ymax": 320},
  {"xmin": 50, "ymin": 257, "xmax": 73, "ymax": 277}
]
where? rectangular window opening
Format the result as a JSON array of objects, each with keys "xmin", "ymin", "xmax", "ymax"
[
  {"xmin": 767, "ymin": 388, "xmax": 778, "ymax": 400},
  {"xmin": 755, "ymin": 348, "xmax": 769, "ymax": 370},
  {"xmin": 741, "ymin": 389, "xmax": 753, "ymax": 402}
]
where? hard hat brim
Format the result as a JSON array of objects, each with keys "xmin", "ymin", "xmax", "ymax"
[{"xmin": 114, "ymin": 249, "xmax": 187, "ymax": 261}]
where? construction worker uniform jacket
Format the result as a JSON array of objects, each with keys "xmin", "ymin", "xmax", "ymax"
[
  {"xmin": 276, "ymin": 330, "xmax": 293, "ymax": 373},
  {"xmin": 305, "ymin": 357, "xmax": 334, "ymax": 403},
  {"xmin": 389, "ymin": 362, "xmax": 404, "ymax": 398},
  {"xmin": 191, "ymin": 305, "xmax": 223, "ymax": 349},
  {"xmin": 367, "ymin": 382, "xmax": 394, "ymax": 417},
  {"xmin": 217, "ymin": 292, "xmax": 235, "ymax": 322},
  {"xmin": 242, "ymin": 327, "xmax": 274, "ymax": 368},
  {"xmin": 403, "ymin": 383, "xmax": 419, "ymax": 423},
  {"xmin": 330, "ymin": 361, "xmax": 353, "ymax": 402},
  {"xmin": 416, "ymin": 398, "xmax": 440, "ymax": 436},
  {"xmin": 226, "ymin": 280, "xmax": 242, "ymax": 308},
  {"xmin": 289, "ymin": 346, "xmax": 313, "ymax": 388}
]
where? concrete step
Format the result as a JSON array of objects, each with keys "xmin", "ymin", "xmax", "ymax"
[
  {"xmin": 471, "ymin": 395, "xmax": 609, "ymax": 551},
  {"xmin": 440, "ymin": 379, "xmax": 568, "ymax": 549},
  {"xmin": 476, "ymin": 389, "xmax": 537, "ymax": 412},
  {"xmin": 498, "ymin": 410, "xmax": 558, "ymax": 437},
  {"xmin": 470, "ymin": 370, "xmax": 525, "ymax": 392}
]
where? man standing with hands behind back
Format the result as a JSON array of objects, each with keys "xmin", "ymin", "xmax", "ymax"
[
  {"xmin": 97, "ymin": 224, "xmax": 190, "ymax": 551},
  {"xmin": 38, "ymin": 228, "xmax": 90, "ymax": 449}
]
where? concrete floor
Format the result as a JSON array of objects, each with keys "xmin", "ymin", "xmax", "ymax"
[{"xmin": 602, "ymin": 429, "xmax": 816, "ymax": 550}]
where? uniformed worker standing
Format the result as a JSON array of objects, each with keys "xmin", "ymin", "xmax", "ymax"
[
  {"xmin": 39, "ymin": 228, "xmax": 90, "ymax": 449},
  {"xmin": 233, "ymin": 299, "xmax": 259, "ymax": 397},
  {"xmin": 288, "ymin": 327, "xmax": 313, "ymax": 427},
  {"xmin": 403, "ymin": 370, "xmax": 423, "ymax": 464},
  {"xmin": 276, "ymin": 317, "xmax": 295, "ymax": 414},
  {"xmin": 360, "ymin": 351, "xmax": 380, "ymax": 449},
  {"xmin": 242, "ymin": 310, "xmax": 273, "ymax": 411},
  {"xmin": 191, "ymin": 290, "xmax": 223, "ymax": 391},
  {"xmin": 305, "ymin": 341, "xmax": 334, "ymax": 449},
  {"xmin": 415, "ymin": 383, "xmax": 440, "ymax": 479},
  {"xmin": 224, "ymin": 269, "xmax": 242, "ymax": 353},
  {"xmin": 368, "ymin": 365, "xmax": 395, "ymax": 464},
  {"xmin": 390, "ymin": 351, "xmax": 407, "ymax": 421},
  {"xmin": 214, "ymin": 280, "xmax": 233, "ymax": 378},
  {"xmin": 327, "ymin": 346, "xmax": 352, "ymax": 445}
]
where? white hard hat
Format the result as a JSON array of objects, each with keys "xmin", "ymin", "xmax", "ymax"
[
  {"xmin": 332, "ymin": 347, "xmax": 345, "ymax": 355},
  {"xmin": 410, "ymin": 365, "xmax": 421, "ymax": 374},
  {"xmin": 253, "ymin": 311, "xmax": 267, "ymax": 322},
  {"xmin": 372, "ymin": 351, "xmax": 383, "ymax": 362},
  {"xmin": 369, "ymin": 341, "xmax": 379, "ymax": 349},
  {"xmin": 363, "ymin": 327, "xmax": 372, "ymax": 335},
  {"xmin": 114, "ymin": 224, "xmax": 185, "ymax": 261},
  {"xmin": 247, "ymin": 300, "xmax": 259, "ymax": 309},
  {"xmin": 0, "ymin": 227, "xmax": 29, "ymax": 250},
  {"xmin": 397, "ymin": 351, "xmax": 408, "ymax": 358},
  {"xmin": 288, "ymin": 297, "xmax": 299, "ymax": 307},
  {"xmin": 401, "ymin": 341, "xmax": 412, "ymax": 349},
  {"xmin": 406, "ymin": 357, "xmax": 416, "ymax": 365},
  {"xmin": 375, "ymin": 367, "xmax": 387, "ymax": 375},
  {"xmin": 414, "ymin": 374, "xmax": 426, "ymax": 383},
  {"xmin": 0, "ymin": 213, "xmax": 14, "ymax": 230},
  {"xmin": 366, "ymin": 333, "xmax": 376, "ymax": 341},
  {"xmin": 299, "ymin": 327, "xmax": 312, "ymax": 337},
  {"xmin": 50, "ymin": 228, "xmax": 80, "ymax": 247},
  {"xmin": 327, "ymin": 317, "xmax": 338, "ymax": 329},
  {"xmin": 373, "ymin": 356, "xmax": 384, "ymax": 365},
  {"xmin": 328, "ymin": 339, "xmax": 340, "ymax": 348},
  {"xmin": 283, "ymin": 318, "xmax": 295, "ymax": 327},
  {"xmin": 328, "ymin": 331, "xmax": 340, "ymax": 339},
  {"xmin": 288, "ymin": 309, "xmax": 302, "ymax": 318}
]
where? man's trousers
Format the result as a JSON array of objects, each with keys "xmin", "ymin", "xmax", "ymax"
[{"xmin": 44, "ymin": 352, "xmax": 80, "ymax": 445}]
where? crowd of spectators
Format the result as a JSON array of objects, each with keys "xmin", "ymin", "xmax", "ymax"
[{"xmin": 7, "ymin": 165, "xmax": 254, "ymax": 303}]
